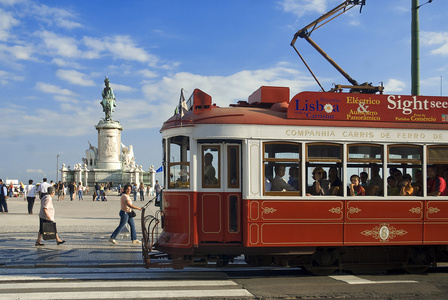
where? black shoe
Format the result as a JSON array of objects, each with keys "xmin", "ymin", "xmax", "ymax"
[
  {"xmin": 57, "ymin": 240, "xmax": 66, "ymax": 245},
  {"xmin": 35, "ymin": 242, "xmax": 45, "ymax": 246}
]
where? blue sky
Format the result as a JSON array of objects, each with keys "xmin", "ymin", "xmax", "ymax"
[{"xmin": 1, "ymin": 0, "xmax": 447, "ymax": 184}]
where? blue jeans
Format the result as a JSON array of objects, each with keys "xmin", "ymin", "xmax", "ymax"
[
  {"xmin": 95, "ymin": 190, "xmax": 100, "ymax": 201},
  {"xmin": 78, "ymin": 190, "xmax": 83, "ymax": 200},
  {"xmin": 110, "ymin": 210, "xmax": 137, "ymax": 240}
]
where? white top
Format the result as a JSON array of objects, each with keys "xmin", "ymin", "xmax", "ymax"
[
  {"xmin": 25, "ymin": 184, "xmax": 36, "ymax": 198},
  {"xmin": 38, "ymin": 182, "xmax": 51, "ymax": 193}
]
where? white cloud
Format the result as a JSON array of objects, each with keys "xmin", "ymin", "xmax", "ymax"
[
  {"xmin": 83, "ymin": 35, "xmax": 159, "ymax": 65},
  {"xmin": 384, "ymin": 78, "xmax": 406, "ymax": 93},
  {"xmin": 56, "ymin": 69, "xmax": 95, "ymax": 86},
  {"xmin": 278, "ymin": 0, "xmax": 329, "ymax": 18},
  {"xmin": 35, "ymin": 82, "xmax": 77, "ymax": 96},
  {"xmin": 0, "ymin": 69, "xmax": 24, "ymax": 85},
  {"xmin": 422, "ymin": 31, "xmax": 448, "ymax": 56},
  {"xmin": 0, "ymin": 7, "xmax": 19, "ymax": 41},
  {"xmin": 39, "ymin": 31, "xmax": 82, "ymax": 58},
  {"xmin": 111, "ymin": 83, "xmax": 135, "ymax": 93},
  {"xmin": 31, "ymin": 3, "xmax": 82, "ymax": 29},
  {"xmin": 0, "ymin": 43, "xmax": 35, "ymax": 62},
  {"xmin": 26, "ymin": 169, "xmax": 44, "ymax": 174},
  {"xmin": 52, "ymin": 58, "xmax": 83, "ymax": 69},
  {"xmin": 137, "ymin": 69, "xmax": 159, "ymax": 79},
  {"xmin": 139, "ymin": 65, "xmax": 315, "ymax": 128}
]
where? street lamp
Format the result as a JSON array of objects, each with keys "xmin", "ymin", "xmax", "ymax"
[
  {"xmin": 57, "ymin": 154, "xmax": 59, "ymax": 183},
  {"xmin": 411, "ymin": 0, "xmax": 434, "ymax": 96}
]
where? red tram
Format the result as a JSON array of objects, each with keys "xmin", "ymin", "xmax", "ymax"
[{"xmin": 142, "ymin": 86, "xmax": 448, "ymax": 274}]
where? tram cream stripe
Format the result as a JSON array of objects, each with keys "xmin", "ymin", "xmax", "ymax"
[
  {"xmin": 0, "ymin": 280, "xmax": 237, "ymax": 290},
  {"xmin": 1, "ymin": 289, "xmax": 253, "ymax": 299},
  {"xmin": 330, "ymin": 275, "xmax": 418, "ymax": 285}
]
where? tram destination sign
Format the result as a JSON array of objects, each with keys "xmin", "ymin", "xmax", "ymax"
[{"xmin": 287, "ymin": 91, "xmax": 448, "ymax": 124}]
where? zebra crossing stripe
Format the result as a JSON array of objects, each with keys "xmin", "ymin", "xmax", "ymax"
[
  {"xmin": 2, "ymin": 288, "xmax": 253, "ymax": 299},
  {"xmin": 330, "ymin": 275, "xmax": 418, "ymax": 285},
  {"xmin": 0, "ymin": 280, "xmax": 238, "ymax": 290}
]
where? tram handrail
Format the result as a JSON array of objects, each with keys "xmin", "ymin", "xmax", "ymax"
[{"xmin": 141, "ymin": 195, "xmax": 163, "ymax": 268}]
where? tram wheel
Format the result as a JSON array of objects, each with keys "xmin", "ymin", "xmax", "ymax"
[
  {"xmin": 402, "ymin": 247, "xmax": 431, "ymax": 274},
  {"xmin": 305, "ymin": 248, "xmax": 339, "ymax": 276}
]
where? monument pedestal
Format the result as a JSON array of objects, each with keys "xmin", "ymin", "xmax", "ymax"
[{"xmin": 95, "ymin": 120, "xmax": 123, "ymax": 170}]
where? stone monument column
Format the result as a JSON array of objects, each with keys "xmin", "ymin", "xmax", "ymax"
[
  {"xmin": 96, "ymin": 121, "xmax": 123, "ymax": 170},
  {"xmin": 96, "ymin": 77, "xmax": 123, "ymax": 170}
]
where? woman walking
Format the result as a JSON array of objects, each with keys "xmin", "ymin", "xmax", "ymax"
[
  {"xmin": 139, "ymin": 182, "xmax": 145, "ymax": 201},
  {"xmin": 109, "ymin": 184, "xmax": 142, "ymax": 245},
  {"xmin": 35, "ymin": 186, "xmax": 65, "ymax": 246},
  {"xmin": 77, "ymin": 182, "xmax": 83, "ymax": 200}
]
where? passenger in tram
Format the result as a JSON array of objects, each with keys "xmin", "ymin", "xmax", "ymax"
[
  {"xmin": 387, "ymin": 176, "xmax": 400, "ymax": 196},
  {"xmin": 204, "ymin": 153, "xmax": 218, "ymax": 185},
  {"xmin": 393, "ymin": 169, "xmax": 404, "ymax": 187},
  {"xmin": 265, "ymin": 177, "xmax": 272, "ymax": 192},
  {"xmin": 360, "ymin": 172, "xmax": 368, "ymax": 187},
  {"xmin": 412, "ymin": 169, "xmax": 423, "ymax": 196},
  {"xmin": 427, "ymin": 165, "xmax": 447, "ymax": 196},
  {"xmin": 349, "ymin": 174, "xmax": 365, "ymax": 196},
  {"xmin": 399, "ymin": 174, "xmax": 414, "ymax": 196},
  {"xmin": 328, "ymin": 166, "xmax": 342, "ymax": 195},
  {"xmin": 367, "ymin": 163, "xmax": 383, "ymax": 195},
  {"xmin": 443, "ymin": 169, "xmax": 448, "ymax": 185},
  {"xmin": 309, "ymin": 166, "xmax": 331, "ymax": 195},
  {"xmin": 271, "ymin": 164, "xmax": 297, "ymax": 191},
  {"xmin": 288, "ymin": 166, "xmax": 300, "ymax": 190}
]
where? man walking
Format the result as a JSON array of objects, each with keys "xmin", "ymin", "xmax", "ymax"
[
  {"xmin": 0, "ymin": 179, "xmax": 8, "ymax": 213},
  {"xmin": 38, "ymin": 178, "xmax": 51, "ymax": 199}
]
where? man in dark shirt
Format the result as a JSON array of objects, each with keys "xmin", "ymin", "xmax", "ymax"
[{"xmin": 68, "ymin": 182, "xmax": 76, "ymax": 201}]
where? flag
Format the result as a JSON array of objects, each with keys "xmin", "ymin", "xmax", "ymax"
[
  {"xmin": 156, "ymin": 166, "xmax": 163, "ymax": 173},
  {"xmin": 179, "ymin": 88, "xmax": 188, "ymax": 118},
  {"xmin": 175, "ymin": 88, "xmax": 188, "ymax": 117}
]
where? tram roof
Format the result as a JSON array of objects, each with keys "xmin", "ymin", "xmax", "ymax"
[
  {"xmin": 162, "ymin": 105, "xmax": 448, "ymax": 131},
  {"xmin": 161, "ymin": 87, "xmax": 448, "ymax": 132}
]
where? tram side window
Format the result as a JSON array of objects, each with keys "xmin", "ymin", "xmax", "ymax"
[
  {"xmin": 307, "ymin": 143, "xmax": 342, "ymax": 196},
  {"xmin": 202, "ymin": 146, "xmax": 220, "ymax": 188},
  {"xmin": 263, "ymin": 142, "xmax": 300, "ymax": 195},
  {"xmin": 347, "ymin": 144, "xmax": 383, "ymax": 196},
  {"xmin": 427, "ymin": 146, "xmax": 448, "ymax": 196},
  {"xmin": 228, "ymin": 146, "xmax": 240, "ymax": 188},
  {"xmin": 168, "ymin": 136, "xmax": 190, "ymax": 189},
  {"xmin": 388, "ymin": 145, "xmax": 422, "ymax": 196}
]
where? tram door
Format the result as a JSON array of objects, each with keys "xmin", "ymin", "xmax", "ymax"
[{"xmin": 198, "ymin": 143, "xmax": 242, "ymax": 244}]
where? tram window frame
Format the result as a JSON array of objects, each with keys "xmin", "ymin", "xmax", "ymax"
[
  {"xmin": 388, "ymin": 145, "xmax": 422, "ymax": 164},
  {"xmin": 345, "ymin": 143, "xmax": 384, "ymax": 196},
  {"xmin": 306, "ymin": 143, "xmax": 343, "ymax": 196},
  {"xmin": 167, "ymin": 136, "xmax": 190, "ymax": 190},
  {"xmin": 428, "ymin": 146, "xmax": 448, "ymax": 164},
  {"xmin": 202, "ymin": 145, "xmax": 220, "ymax": 189},
  {"xmin": 227, "ymin": 145, "xmax": 240, "ymax": 189},
  {"xmin": 347, "ymin": 144, "xmax": 382, "ymax": 163},
  {"xmin": 387, "ymin": 145, "xmax": 423, "ymax": 197},
  {"xmin": 263, "ymin": 142, "xmax": 300, "ymax": 196},
  {"xmin": 306, "ymin": 143, "xmax": 342, "ymax": 163}
]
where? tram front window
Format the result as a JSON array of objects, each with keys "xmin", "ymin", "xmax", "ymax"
[
  {"xmin": 168, "ymin": 136, "xmax": 190, "ymax": 189},
  {"xmin": 202, "ymin": 146, "xmax": 220, "ymax": 188}
]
